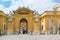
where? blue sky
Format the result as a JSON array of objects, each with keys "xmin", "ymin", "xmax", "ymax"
[
  {"xmin": 0, "ymin": 0, "xmax": 12, "ymax": 8},
  {"xmin": 0, "ymin": 0, "xmax": 60, "ymax": 14},
  {"xmin": 53, "ymin": 0, "xmax": 60, "ymax": 2}
]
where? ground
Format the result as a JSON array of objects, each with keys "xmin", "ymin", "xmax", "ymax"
[{"xmin": 0, "ymin": 34, "xmax": 60, "ymax": 40}]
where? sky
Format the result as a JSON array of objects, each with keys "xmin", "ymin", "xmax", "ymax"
[{"xmin": 0, "ymin": 0, "xmax": 60, "ymax": 14}]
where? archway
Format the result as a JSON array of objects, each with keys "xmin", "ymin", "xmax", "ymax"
[{"xmin": 19, "ymin": 18, "xmax": 28, "ymax": 34}]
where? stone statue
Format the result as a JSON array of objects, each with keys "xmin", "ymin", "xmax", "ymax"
[{"xmin": 52, "ymin": 25, "xmax": 56, "ymax": 34}]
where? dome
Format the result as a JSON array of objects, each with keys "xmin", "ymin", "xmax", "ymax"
[{"xmin": 53, "ymin": 3, "xmax": 60, "ymax": 11}]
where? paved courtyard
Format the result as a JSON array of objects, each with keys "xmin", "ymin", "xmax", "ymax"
[{"xmin": 0, "ymin": 34, "xmax": 60, "ymax": 40}]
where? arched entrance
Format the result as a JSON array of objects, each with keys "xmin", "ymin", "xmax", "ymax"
[{"xmin": 19, "ymin": 18, "xmax": 28, "ymax": 34}]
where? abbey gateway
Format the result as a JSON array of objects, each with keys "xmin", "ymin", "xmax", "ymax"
[{"xmin": 0, "ymin": 3, "xmax": 60, "ymax": 35}]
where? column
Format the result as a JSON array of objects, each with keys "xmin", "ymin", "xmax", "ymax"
[{"xmin": 45, "ymin": 17, "xmax": 49, "ymax": 35}]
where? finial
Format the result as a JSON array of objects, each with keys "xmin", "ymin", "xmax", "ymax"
[
  {"xmin": 22, "ymin": 3, "xmax": 25, "ymax": 7},
  {"xmin": 53, "ymin": 7, "xmax": 57, "ymax": 10},
  {"xmin": 22, "ymin": 4, "xmax": 24, "ymax": 7},
  {"xmin": 9, "ymin": 10, "xmax": 13, "ymax": 15}
]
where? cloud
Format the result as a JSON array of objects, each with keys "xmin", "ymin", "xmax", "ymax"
[{"xmin": 0, "ymin": 0, "xmax": 57, "ymax": 14}]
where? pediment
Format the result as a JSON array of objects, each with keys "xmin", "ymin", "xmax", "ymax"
[{"xmin": 14, "ymin": 7, "xmax": 33, "ymax": 14}]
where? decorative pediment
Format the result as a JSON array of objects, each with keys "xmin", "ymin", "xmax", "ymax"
[{"xmin": 14, "ymin": 7, "xmax": 33, "ymax": 14}]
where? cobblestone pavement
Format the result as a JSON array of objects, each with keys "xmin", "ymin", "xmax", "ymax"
[{"xmin": 0, "ymin": 34, "xmax": 60, "ymax": 40}]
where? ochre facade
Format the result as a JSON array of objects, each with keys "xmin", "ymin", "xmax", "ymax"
[{"xmin": 0, "ymin": 3, "xmax": 60, "ymax": 35}]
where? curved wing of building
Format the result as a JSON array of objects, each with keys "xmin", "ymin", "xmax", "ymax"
[{"xmin": 0, "ymin": 3, "xmax": 60, "ymax": 35}]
